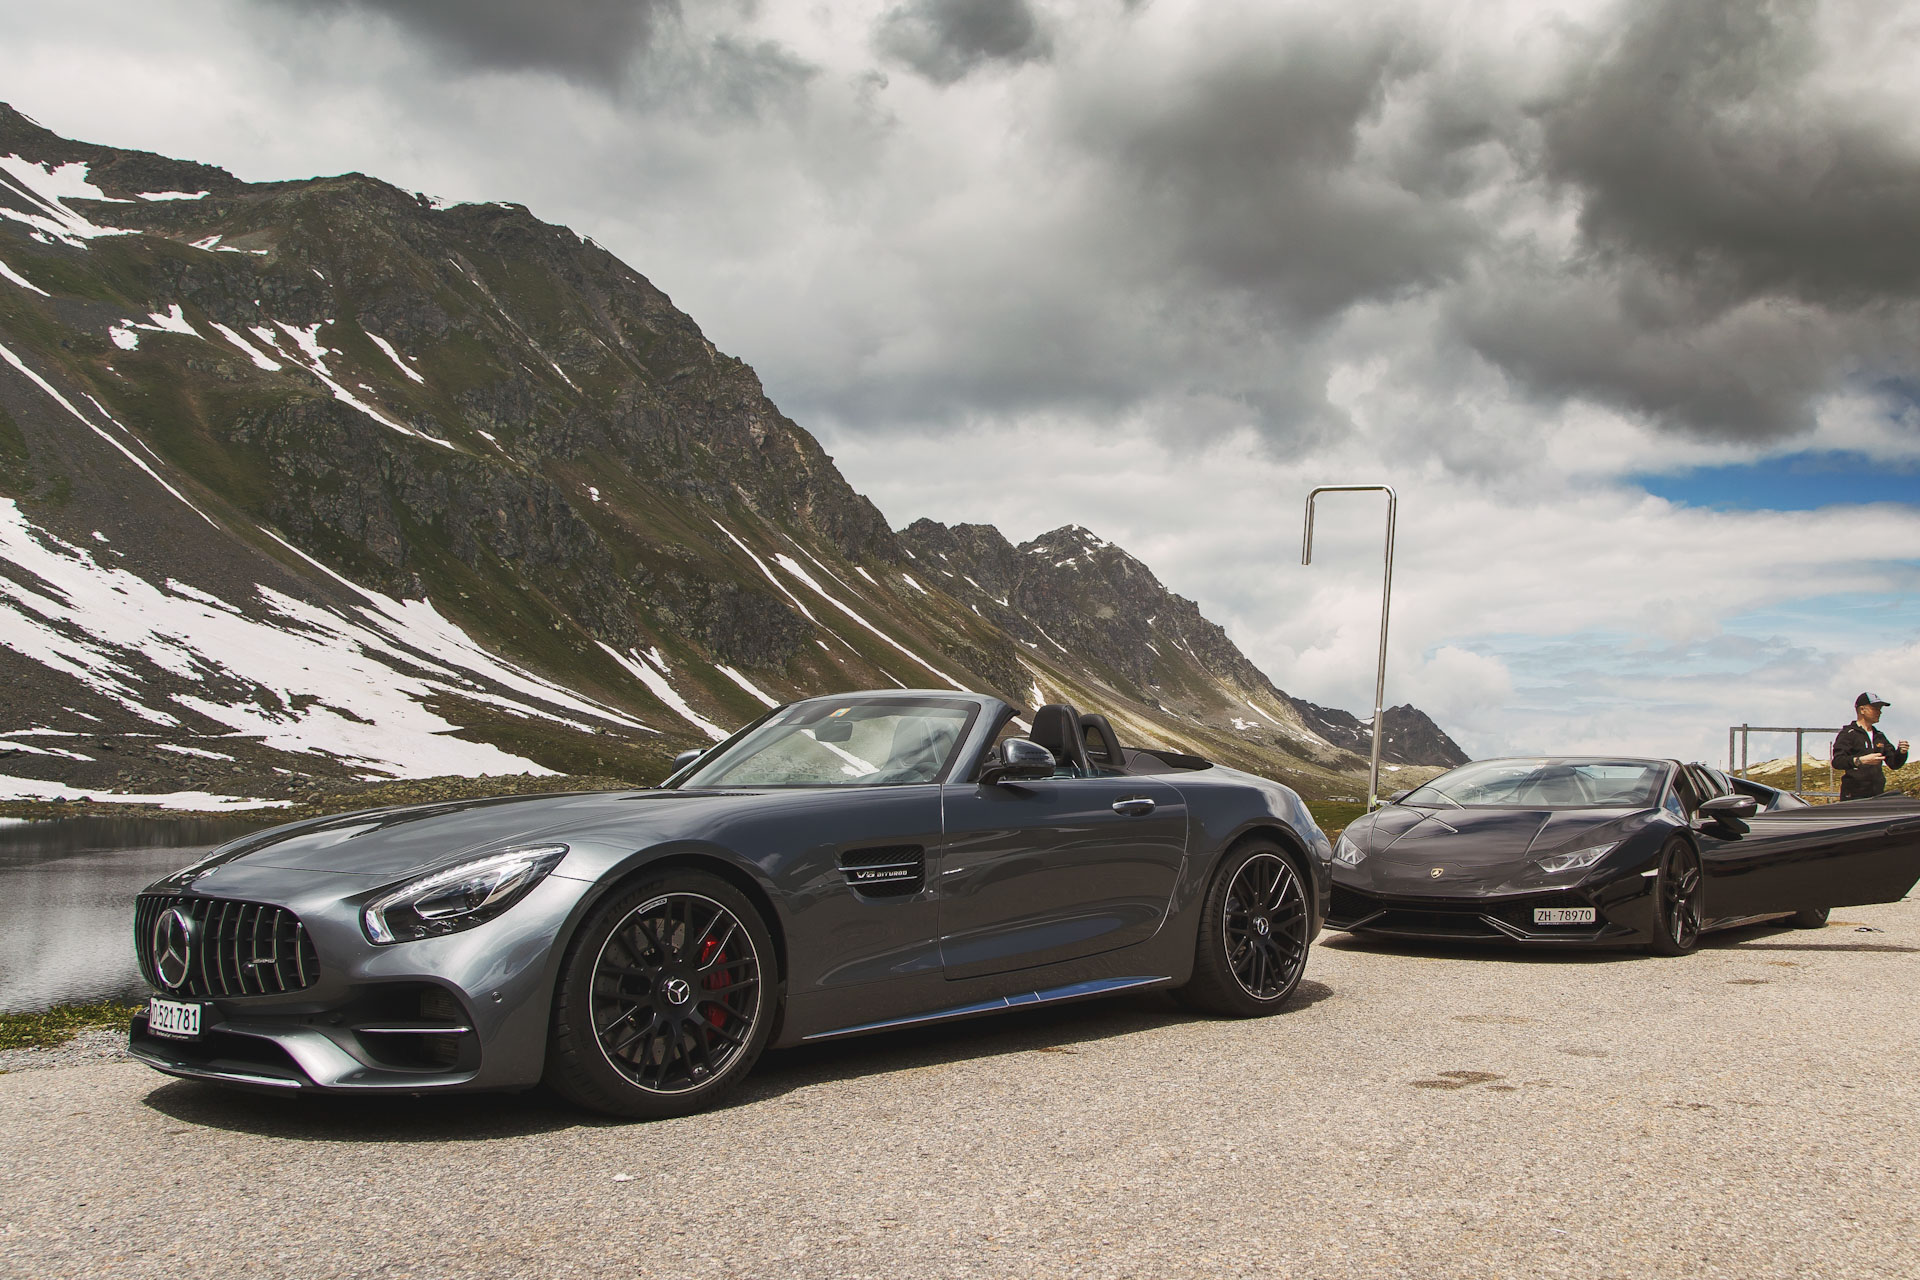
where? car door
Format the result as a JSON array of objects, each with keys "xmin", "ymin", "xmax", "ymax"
[
  {"xmin": 936, "ymin": 774, "xmax": 1188, "ymax": 981},
  {"xmin": 1690, "ymin": 767, "xmax": 1920, "ymax": 917}
]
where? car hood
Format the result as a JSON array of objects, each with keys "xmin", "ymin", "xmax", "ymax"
[
  {"xmin": 164, "ymin": 789, "xmax": 767, "ymax": 886},
  {"xmin": 1342, "ymin": 806, "xmax": 1641, "ymax": 890}
]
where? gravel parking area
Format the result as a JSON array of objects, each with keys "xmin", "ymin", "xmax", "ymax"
[{"xmin": 3, "ymin": 900, "xmax": 1916, "ymax": 1280}]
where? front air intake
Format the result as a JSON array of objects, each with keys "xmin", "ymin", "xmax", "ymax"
[{"xmin": 135, "ymin": 894, "xmax": 320, "ymax": 998}]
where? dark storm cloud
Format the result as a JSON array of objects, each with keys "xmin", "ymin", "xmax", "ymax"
[
  {"xmin": 1539, "ymin": 0, "xmax": 1920, "ymax": 305},
  {"xmin": 875, "ymin": 0, "xmax": 1052, "ymax": 85},
  {"xmin": 278, "ymin": 0, "xmax": 678, "ymax": 85},
  {"xmin": 1062, "ymin": 24, "xmax": 1482, "ymax": 326},
  {"xmin": 1461, "ymin": 0, "xmax": 1920, "ymax": 440}
]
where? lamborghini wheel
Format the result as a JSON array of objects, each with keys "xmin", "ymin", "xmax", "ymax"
[
  {"xmin": 1646, "ymin": 839, "xmax": 1702, "ymax": 957},
  {"xmin": 1175, "ymin": 840, "xmax": 1311, "ymax": 1016}
]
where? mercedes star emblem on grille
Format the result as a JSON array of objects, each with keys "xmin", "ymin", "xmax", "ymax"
[{"xmin": 154, "ymin": 907, "xmax": 195, "ymax": 989}]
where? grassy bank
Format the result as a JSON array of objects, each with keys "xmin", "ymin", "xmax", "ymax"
[{"xmin": 0, "ymin": 1001, "xmax": 138, "ymax": 1051}]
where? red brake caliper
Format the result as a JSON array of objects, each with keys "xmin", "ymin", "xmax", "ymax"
[{"xmin": 698, "ymin": 938, "xmax": 728, "ymax": 1029}]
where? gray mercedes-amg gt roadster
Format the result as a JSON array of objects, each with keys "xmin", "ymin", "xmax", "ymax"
[{"xmin": 130, "ymin": 690, "xmax": 1333, "ymax": 1117}]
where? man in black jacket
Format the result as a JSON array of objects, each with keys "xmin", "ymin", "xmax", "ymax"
[{"xmin": 1833, "ymin": 693, "xmax": 1910, "ymax": 801}]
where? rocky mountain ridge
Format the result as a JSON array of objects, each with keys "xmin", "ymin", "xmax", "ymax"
[{"xmin": 0, "ymin": 103, "xmax": 1462, "ymax": 808}]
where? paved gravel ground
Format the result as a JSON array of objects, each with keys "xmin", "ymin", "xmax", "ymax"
[{"xmin": 3, "ymin": 901, "xmax": 1916, "ymax": 1280}]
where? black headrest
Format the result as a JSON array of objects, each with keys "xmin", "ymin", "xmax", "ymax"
[
  {"xmin": 1079, "ymin": 713, "xmax": 1125, "ymax": 767},
  {"xmin": 1029, "ymin": 703, "xmax": 1090, "ymax": 773}
]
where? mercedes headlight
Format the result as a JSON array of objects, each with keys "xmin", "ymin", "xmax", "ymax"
[
  {"xmin": 363, "ymin": 846, "xmax": 568, "ymax": 944},
  {"xmin": 1534, "ymin": 841, "xmax": 1618, "ymax": 876},
  {"xmin": 1333, "ymin": 834, "xmax": 1367, "ymax": 867}
]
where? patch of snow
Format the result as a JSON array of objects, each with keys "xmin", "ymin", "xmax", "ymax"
[
  {"xmin": 771, "ymin": 554, "xmax": 967, "ymax": 691},
  {"xmin": 249, "ymin": 319, "xmax": 453, "ymax": 450},
  {"xmin": 145, "ymin": 305, "xmax": 196, "ymax": 336},
  {"xmin": 0, "ymin": 257, "xmax": 50, "ymax": 296},
  {"xmin": 476, "ymin": 429, "xmax": 500, "ymax": 446},
  {"xmin": 596, "ymin": 643, "xmax": 727, "ymax": 741},
  {"xmin": 855, "ymin": 566, "xmax": 877, "ymax": 585},
  {"xmin": 901, "ymin": 574, "xmax": 928, "ymax": 595},
  {"xmin": 191, "ymin": 235, "xmax": 222, "ymax": 250},
  {"xmin": 716, "ymin": 665, "xmax": 779, "ymax": 708},
  {"xmin": 154, "ymin": 743, "xmax": 235, "ymax": 761},
  {"xmin": 0, "ymin": 340, "xmax": 215, "ymax": 525},
  {"xmin": 109, "ymin": 325, "xmax": 139, "ymax": 350},
  {"xmin": 1231, "ymin": 718, "xmax": 1258, "ymax": 732},
  {"xmin": 0, "ymin": 775, "xmax": 290, "ymax": 811},
  {"xmin": 0, "ymin": 738, "xmax": 92, "ymax": 761},
  {"xmin": 3, "ymin": 507, "xmax": 645, "ymax": 776},
  {"xmin": 0, "ymin": 157, "xmax": 137, "ymax": 248},
  {"xmin": 588, "ymin": 486, "xmax": 601, "ymax": 502},
  {"xmin": 367, "ymin": 331, "xmax": 426, "ymax": 384},
  {"xmin": 137, "ymin": 190, "xmax": 208, "ymax": 201},
  {"xmin": 210, "ymin": 322, "xmax": 281, "ymax": 371},
  {"xmin": 1146, "ymin": 642, "xmax": 1161, "ymax": 656},
  {"xmin": 1240, "ymin": 701, "xmax": 1269, "ymax": 725},
  {"xmin": 711, "ymin": 520, "xmax": 824, "ymax": 627},
  {"xmin": 644, "ymin": 647, "xmax": 668, "ymax": 671},
  {"xmin": 1029, "ymin": 623, "xmax": 1070, "ymax": 655},
  {"xmin": 275, "ymin": 321, "xmax": 333, "ymax": 374},
  {"xmin": 1029, "ymin": 681, "xmax": 1045, "ymax": 711}
]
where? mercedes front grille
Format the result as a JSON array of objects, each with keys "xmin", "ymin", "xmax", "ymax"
[{"xmin": 135, "ymin": 895, "xmax": 320, "ymax": 998}]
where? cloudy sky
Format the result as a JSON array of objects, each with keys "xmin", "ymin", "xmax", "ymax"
[{"xmin": 6, "ymin": 0, "xmax": 1919, "ymax": 765}]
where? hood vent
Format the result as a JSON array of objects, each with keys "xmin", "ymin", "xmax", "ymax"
[{"xmin": 839, "ymin": 845, "xmax": 925, "ymax": 898}]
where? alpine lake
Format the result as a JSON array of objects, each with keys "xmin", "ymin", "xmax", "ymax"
[{"xmin": 0, "ymin": 815, "xmax": 269, "ymax": 1013}]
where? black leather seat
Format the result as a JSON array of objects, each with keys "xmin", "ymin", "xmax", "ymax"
[
  {"xmin": 1079, "ymin": 713, "xmax": 1127, "ymax": 771},
  {"xmin": 1029, "ymin": 704, "xmax": 1092, "ymax": 775}
]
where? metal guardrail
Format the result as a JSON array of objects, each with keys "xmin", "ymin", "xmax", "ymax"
[{"xmin": 1728, "ymin": 724, "xmax": 1839, "ymax": 799}]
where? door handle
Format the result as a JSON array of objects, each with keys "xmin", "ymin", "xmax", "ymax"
[{"xmin": 1112, "ymin": 797, "xmax": 1156, "ymax": 817}]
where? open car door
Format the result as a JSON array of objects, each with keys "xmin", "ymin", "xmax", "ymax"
[{"xmin": 1693, "ymin": 768, "xmax": 1920, "ymax": 917}]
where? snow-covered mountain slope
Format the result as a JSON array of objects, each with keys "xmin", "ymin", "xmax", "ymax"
[{"xmin": 0, "ymin": 104, "xmax": 1462, "ymax": 805}]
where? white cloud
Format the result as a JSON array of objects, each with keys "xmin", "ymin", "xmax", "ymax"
[{"xmin": 4, "ymin": 0, "xmax": 1919, "ymax": 768}]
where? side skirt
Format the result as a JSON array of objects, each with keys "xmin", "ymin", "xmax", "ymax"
[{"xmin": 800, "ymin": 975, "xmax": 1173, "ymax": 1043}]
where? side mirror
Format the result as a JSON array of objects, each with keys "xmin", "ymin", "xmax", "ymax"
[
  {"xmin": 1386, "ymin": 789, "xmax": 1412, "ymax": 804},
  {"xmin": 980, "ymin": 738, "xmax": 1055, "ymax": 786},
  {"xmin": 1699, "ymin": 794, "xmax": 1757, "ymax": 830},
  {"xmin": 669, "ymin": 748, "xmax": 704, "ymax": 776}
]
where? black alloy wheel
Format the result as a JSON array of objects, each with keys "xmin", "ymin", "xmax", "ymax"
[
  {"xmin": 547, "ymin": 871, "xmax": 777, "ymax": 1119},
  {"xmin": 1646, "ymin": 839, "xmax": 1703, "ymax": 957},
  {"xmin": 1176, "ymin": 841, "xmax": 1311, "ymax": 1016}
]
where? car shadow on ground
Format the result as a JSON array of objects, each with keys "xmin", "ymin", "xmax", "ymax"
[
  {"xmin": 1321, "ymin": 920, "xmax": 1917, "ymax": 962},
  {"xmin": 139, "ymin": 980, "xmax": 1335, "ymax": 1140},
  {"xmin": 1316, "ymin": 930, "xmax": 1640, "ymax": 964}
]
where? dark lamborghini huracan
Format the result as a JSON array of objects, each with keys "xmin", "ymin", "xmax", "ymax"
[
  {"xmin": 1328, "ymin": 757, "xmax": 1920, "ymax": 955},
  {"xmin": 129, "ymin": 690, "xmax": 1332, "ymax": 1117}
]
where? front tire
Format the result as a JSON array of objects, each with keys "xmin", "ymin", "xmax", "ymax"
[
  {"xmin": 545, "ymin": 871, "xmax": 777, "ymax": 1119},
  {"xmin": 1175, "ymin": 840, "xmax": 1311, "ymax": 1016},
  {"xmin": 1646, "ymin": 838, "xmax": 1703, "ymax": 957}
]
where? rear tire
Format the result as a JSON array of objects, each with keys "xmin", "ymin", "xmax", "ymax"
[
  {"xmin": 545, "ymin": 870, "xmax": 778, "ymax": 1120},
  {"xmin": 1786, "ymin": 905, "xmax": 1830, "ymax": 929},
  {"xmin": 1646, "ymin": 838, "xmax": 1703, "ymax": 957},
  {"xmin": 1175, "ymin": 840, "xmax": 1311, "ymax": 1016}
]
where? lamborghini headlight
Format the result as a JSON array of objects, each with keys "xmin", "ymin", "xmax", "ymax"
[
  {"xmin": 1333, "ymin": 834, "xmax": 1367, "ymax": 867},
  {"xmin": 363, "ymin": 845, "xmax": 569, "ymax": 944},
  {"xmin": 1534, "ymin": 841, "xmax": 1618, "ymax": 876}
]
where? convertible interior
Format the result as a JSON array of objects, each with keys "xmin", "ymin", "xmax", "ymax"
[{"xmin": 992, "ymin": 701, "xmax": 1214, "ymax": 780}]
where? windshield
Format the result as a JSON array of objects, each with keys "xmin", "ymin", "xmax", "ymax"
[
  {"xmin": 1402, "ymin": 758, "xmax": 1668, "ymax": 809},
  {"xmin": 677, "ymin": 697, "xmax": 978, "ymax": 788}
]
